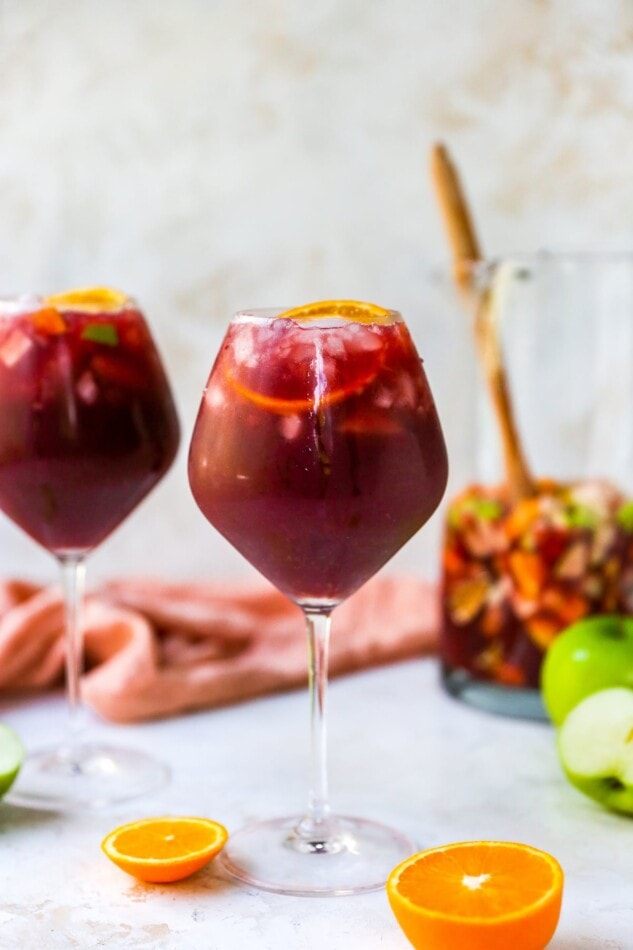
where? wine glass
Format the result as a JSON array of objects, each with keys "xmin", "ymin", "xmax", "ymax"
[
  {"xmin": 188, "ymin": 300, "xmax": 448, "ymax": 895},
  {"xmin": 0, "ymin": 288, "xmax": 180, "ymax": 811}
]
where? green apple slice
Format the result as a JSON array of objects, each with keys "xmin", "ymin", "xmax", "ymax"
[
  {"xmin": 0, "ymin": 723, "xmax": 24, "ymax": 797},
  {"xmin": 558, "ymin": 687, "xmax": 633, "ymax": 815}
]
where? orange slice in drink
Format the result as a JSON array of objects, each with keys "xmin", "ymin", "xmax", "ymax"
[
  {"xmin": 46, "ymin": 287, "xmax": 129, "ymax": 313},
  {"xmin": 225, "ymin": 361, "xmax": 381, "ymax": 415},
  {"xmin": 101, "ymin": 816, "xmax": 228, "ymax": 883},
  {"xmin": 225, "ymin": 300, "xmax": 390, "ymax": 415},
  {"xmin": 279, "ymin": 299, "xmax": 392, "ymax": 324},
  {"xmin": 386, "ymin": 840, "xmax": 564, "ymax": 950}
]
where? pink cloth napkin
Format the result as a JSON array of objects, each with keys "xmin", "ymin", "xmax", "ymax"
[{"xmin": 0, "ymin": 576, "xmax": 438, "ymax": 722}]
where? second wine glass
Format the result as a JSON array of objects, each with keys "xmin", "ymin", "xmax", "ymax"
[
  {"xmin": 189, "ymin": 300, "xmax": 448, "ymax": 895},
  {"xmin": 0, "ymin": 288, "xmax": 180, "ymax": 811}
]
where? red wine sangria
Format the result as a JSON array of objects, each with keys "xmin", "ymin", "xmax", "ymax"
[
  {"xmin": 0, "ymin": 288, "xmax": 180, "ymax": 811},
  {"xmin": 189, "ymin": 303, "xmax": 447, "ymax": 605},
  {"xmin": 189, "ymin": 300, "xmax": 447, "ymax": 896}
]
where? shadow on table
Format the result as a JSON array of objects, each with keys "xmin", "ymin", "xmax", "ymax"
[
  {"xmin": 0, "ymin": 802, "xmax": 59, "ymax": 833},
  {"xmin": 125, "ymin": 863, "xmax": 237, "ymax": 903}
]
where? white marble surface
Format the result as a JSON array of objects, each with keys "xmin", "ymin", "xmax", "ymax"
[
  {"xmin": 1, "ymin": 658, "xmax": 631, "ymax": 949},
  {"xmin": 2, "ymin": 0, "xmax": 633, "ymax": 585}
]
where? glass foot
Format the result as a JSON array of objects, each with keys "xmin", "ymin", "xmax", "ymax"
[
  {"xmin": 4, "ymin": 742, "xmax": 170, "ymax": 812},
  {"xmin": 442, "ymin": 665, "xmax": 547, "ymax": 720},
  {"xmin": 219, "ymin": 814, "xmax": 416, "ymax": 896}
]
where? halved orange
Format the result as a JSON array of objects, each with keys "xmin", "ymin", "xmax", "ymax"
[
  {"xmin": 278, "ymin": 299, "xmax": 392, "ymax": 324},
  {"xmin": 386, "ymin": 841, "xmax": 564, "ymax": 950},
  {"xmin": 101, "ymin": 816, "xmax": 228, "ymax": 884},
  {"xmin": 46, "ymin": 286, "xmax": 129, "ymax": 313}
]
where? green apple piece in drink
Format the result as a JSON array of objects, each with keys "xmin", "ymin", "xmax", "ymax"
[
  {"xmin": 541, "ymin": 615, "xmax": 633, "ymax": 726},
  {"xmin": 558, "ymin": 687, "xmax": 633, "ymax": 815},
  {"xmin": 0, "ymin": 724, "xmax": 24, "ymax": 797}
]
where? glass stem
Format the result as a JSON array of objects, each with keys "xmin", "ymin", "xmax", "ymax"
[
  {"xmin": 58, "ymin": 554, "xmax": 87, "ymax": 743},
  {"xmin": 303, "ymin": 607, "xmax": 332, "ymax": 831}
]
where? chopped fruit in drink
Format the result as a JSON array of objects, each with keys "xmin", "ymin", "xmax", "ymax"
[
  {"xmin": 81, "ymin": 323, "xmax": 119, "ymax": 346},
  {"xmin": 441, "ymin": 479, "xmax": 633, "ymax": 689},
  {"xmin": 101, "ymin": 816, "xmax": 228, "ymax": 883},
  {"xmin": 31, "ymin": 307, "xmax": 67, "ymax": 335},
  {"xmin": 46, "ymin": 286, "xmax": 129, "ymax": 313},
  {"xmin": 386, "ymin": 840, "xmax": 564, "ymax": 950},
  {"xmin": 91, "ymin": 353, "xmax": 147, "ymax": 390}
]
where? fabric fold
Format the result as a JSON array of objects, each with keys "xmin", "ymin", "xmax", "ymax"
[{"xmin": 0, "ymin": 575, "xmax": 438, "ymax": 722}]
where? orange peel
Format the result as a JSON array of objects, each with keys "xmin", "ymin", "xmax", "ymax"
[
  {"xmin": 278, "ymin": 299, "xmax": 392, "ymax": 325},
  {"xmin": 46, "ymin": 287, "xmax": 130, "ymax": 314}
]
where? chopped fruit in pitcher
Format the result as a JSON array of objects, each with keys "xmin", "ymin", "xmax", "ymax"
[{"xmin": 440, "ymin": 479, "xmax": 633, "ymax": 689}]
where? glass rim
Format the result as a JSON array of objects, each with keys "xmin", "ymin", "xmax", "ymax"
[
  {"xmin": 232, "ymin": 306, "xmax": 403, "ymax": 326},
  {"xmin": 0, "ymin": 293, "xmax": 138, "ymax": 317}
]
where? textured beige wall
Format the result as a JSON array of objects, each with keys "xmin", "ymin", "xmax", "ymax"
[{"xmin": 1, "ymin": 0, "xmax": 632, "ymax": 581}]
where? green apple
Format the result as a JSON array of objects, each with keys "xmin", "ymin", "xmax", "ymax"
[
  {"xmin": 0, "ymin": 723, "xmax": 23, "ymax": 797},
  {"xmin": 541, "ymin": 614, "xmax": 633, "ymax": 725},
  {"xmin": 558, "ymin": 687, "xmax": 633, "ymax": 815}
]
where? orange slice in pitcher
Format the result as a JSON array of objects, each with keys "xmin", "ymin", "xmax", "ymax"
[
  {"xmin": 279, "ymin": 299, "xmax": 392, "ymax": 324},
  {"xmin": 46, "ymin": 287, "xmax": 129, "ymax": 313}
]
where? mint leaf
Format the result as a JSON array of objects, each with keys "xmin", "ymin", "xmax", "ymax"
[{"xmin": 81, "ymin": 323, "xmax": 119, "ymax": 346}]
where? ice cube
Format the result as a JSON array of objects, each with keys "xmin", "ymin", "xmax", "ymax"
[
  {"xmin": 0, "ymin": 328, "xmax": 33, "ymax": 367},
  {"xmin": 345, "ymin": 325, "xmax": 382, "ymax": 352},
  {"xmin": 323, "ymin": 334, "xmax": 346, "ymax": 359},
  {"xmin": 76, "ymin": 370, "xmax": 99, "ymax": 405},
  {"xmin": 396, "ymin": 374, "xmax": 417, "ymax": 408},
  {"xmin": 205, "ymin": 383, "xmax": 225, "ymax": 408},
  {"xmin": 374, "ymin": 385, "xmax": 394, "ymax": 409},
  {"xmin": 233, "ymin": 328, "xmax": 256, "ymax": 366},
  {"xmin": 279, "ymin": 414, "xmax": 302, "ymax": 440}
]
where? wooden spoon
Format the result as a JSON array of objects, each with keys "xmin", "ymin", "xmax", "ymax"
[{"xmin": 430, "ymin": 143, "xmax": 535, "ymax": 502}]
